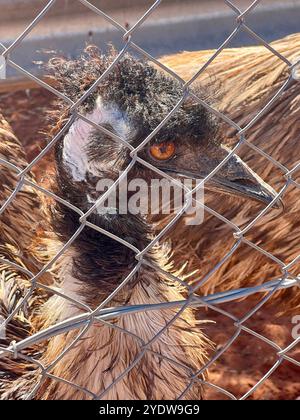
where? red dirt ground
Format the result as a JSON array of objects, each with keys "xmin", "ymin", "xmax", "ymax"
[{"xmin": 1, "ymin": 86, "xmax": 300, "ymax": 400}]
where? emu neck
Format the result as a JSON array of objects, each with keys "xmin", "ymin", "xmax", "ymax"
[{"xmin": 56, "ymin": 208, "xmax": 152, "ymax": 308}]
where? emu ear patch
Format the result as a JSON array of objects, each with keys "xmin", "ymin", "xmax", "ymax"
[{"xmin": 62, "ymin": 97, "xmax": 130, "ymax": 182}]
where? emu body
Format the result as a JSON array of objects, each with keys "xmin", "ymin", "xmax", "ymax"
[
  {"xmin": 0, "ymin": 114, "xmax": 51, "ymax": 398},
  {"xmin": 37, "ymin": 251, "xmax": 210, "ymax": 400},
  {"xmin": 161, "ymin": 33, "xmax": 300, "ymax": 313}
]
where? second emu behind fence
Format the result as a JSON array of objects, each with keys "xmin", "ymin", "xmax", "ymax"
[{"xmin": 162, "ymin": 34, "xmax": 300, "ymax": 315}]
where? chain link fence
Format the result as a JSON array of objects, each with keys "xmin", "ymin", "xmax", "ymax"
[{"xmin": 0, "ymin": 0, "xmax": 299, "ymax": 400}]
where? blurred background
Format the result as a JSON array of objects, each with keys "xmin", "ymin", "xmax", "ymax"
[{"xmin": 0, "ymin": 0, "xmax": 300, "ymax": 77}]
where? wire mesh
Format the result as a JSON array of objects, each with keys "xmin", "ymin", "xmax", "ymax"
[{"xmin": 0, "ymin": 0, "xmax": 299, "ymax": 400}]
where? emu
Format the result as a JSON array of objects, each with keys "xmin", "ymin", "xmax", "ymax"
[
  {"xmin": 0, "ymin": 50, "xmax": 277, "ymax": 400},
  {"xmin": 161, "ymin": 33, "xmax": 300, "ymax": 314}
]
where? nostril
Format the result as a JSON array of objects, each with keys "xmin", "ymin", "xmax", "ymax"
[{"xmin": 231, "ymin": 178, "xmax": 257, "ymax": 188}]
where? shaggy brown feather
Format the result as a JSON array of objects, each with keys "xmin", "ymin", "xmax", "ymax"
[
  {"xmin": 160, "ymin": 33, "xmax": 300, "ymax": 316},
  {"xmin": 0, "ymin": 114, "xmax": 51, "ymax": 398}
]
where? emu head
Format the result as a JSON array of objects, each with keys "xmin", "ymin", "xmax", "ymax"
[{"xmin": 52, "ymin": 48, "xmax": 278, "ymax": 227}]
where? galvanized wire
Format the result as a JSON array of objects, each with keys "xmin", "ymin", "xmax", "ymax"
[{"xmin": 0, "ymin": 0, "xmax": 299, "ymax": 401}]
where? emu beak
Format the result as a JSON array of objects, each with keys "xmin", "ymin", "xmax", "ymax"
[
  {"xmin": 164, "ymin": 146, "xmax": 283, "ymax": 210},
  {"xmin": 208, "ymin": 156, "xmax": 283, "ymax": 209}
]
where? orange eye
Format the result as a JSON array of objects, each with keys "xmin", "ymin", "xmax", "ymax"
[{"xmin": 149, "ymin": 142, "xmax": 175, "ymax": 161}]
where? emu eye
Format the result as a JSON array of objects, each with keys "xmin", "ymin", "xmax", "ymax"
[{"xmin": 149, "ymin": 142, "xmax": 175, "ymax": 161}]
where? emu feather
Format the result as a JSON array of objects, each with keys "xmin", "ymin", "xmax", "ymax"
[{"xmin": 160, "ymin": 33, "xmax": 300, "ymax": 315}]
